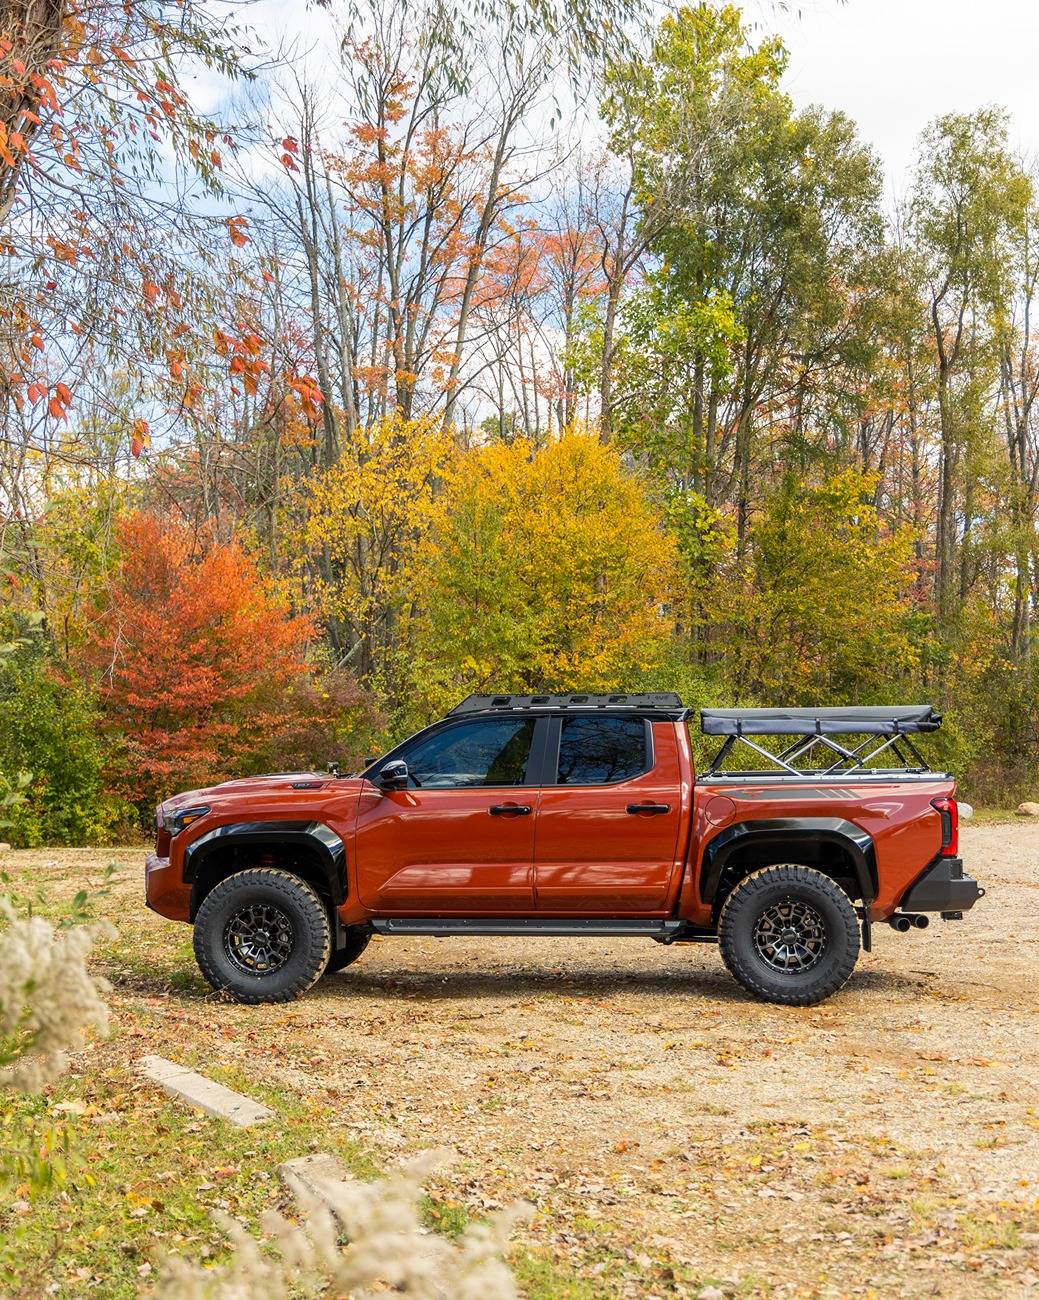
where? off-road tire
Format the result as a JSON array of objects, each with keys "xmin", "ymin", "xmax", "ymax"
[
  {"xmin": 718, "ymin": 865, "xmax": 860, "ymax": 1006},
  {"xmin": 325, "ymin": 927, "xmax": 371, "ymax": 975},
  {"xmin": 193, "ymin": 868, "xmax": 331, "ymax": 1004}
]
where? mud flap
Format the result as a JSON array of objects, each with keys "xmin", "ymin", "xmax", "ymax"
[{"xmin": 859, "ymin": 909, "xmax": 872, "ymax": 953}]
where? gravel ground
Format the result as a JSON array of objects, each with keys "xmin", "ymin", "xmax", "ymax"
[{"xmin": 13, "ymin": 822, "xmax": 1039, "ymax": 1297}]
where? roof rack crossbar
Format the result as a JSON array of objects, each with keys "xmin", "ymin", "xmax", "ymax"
[{"xmin": 449, "ymin": 691, "xmax": 685, "ymax": 716}]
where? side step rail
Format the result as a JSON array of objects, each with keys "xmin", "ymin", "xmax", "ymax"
[{"xmin": 372, "ymin": 917, "xmax": 695, "ymax": 938}]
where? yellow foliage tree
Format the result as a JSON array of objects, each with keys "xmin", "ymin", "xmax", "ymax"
[
  {"xmin": 403, "ymin": 431, "xmax": 679, "ymax": 718},
  {"xmin": 300, "ymin": 414, "xmax": 456, "ymax": 691}
]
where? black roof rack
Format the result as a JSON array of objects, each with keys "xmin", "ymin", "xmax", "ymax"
[{"xmin": 450, "ymin": 692, "xmax": 685, "ymax": 716}]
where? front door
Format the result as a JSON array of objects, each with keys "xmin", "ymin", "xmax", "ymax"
[
  {"xmin": 354, "ymin": 715, "xmax": 542, "ymax": 912},
  {"xmin": 534, "ymin": 715, "xmax": 683, "ymax": 912}
]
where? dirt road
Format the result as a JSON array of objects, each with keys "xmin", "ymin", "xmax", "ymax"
[{"xmin": 12, "ymin": 822, "xmax": 1039, "ymax": 1296}]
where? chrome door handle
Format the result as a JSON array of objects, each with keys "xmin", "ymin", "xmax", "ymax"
[
  {"xmin": 626, "ymin": 803, "xmax": 670, "ymax": 815},
  {"xmin": 489, "ymin": 804, "xmax": 532, "ymax": 816}
]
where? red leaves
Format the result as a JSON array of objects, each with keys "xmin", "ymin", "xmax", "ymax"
[
  {"xmin": 280, "ymin": 137, "xmax": 300, "ymax": 172},
  {"xmin": 226, "ymin": 215, "xmax": 249, "ymax": 247},
  {"xmin": 46, "ymin": 381, "xmax": 73, "ymax": 421},
  {"xmin": 81, "ymin": 512, "xmax": 314, "ymax": 807},
  {"xmin": 130, "ymin": 418, "xmax": 150, "ymax": 458},
  {"xmin": 214, "ymin": 325, "xmax": 270, "ymax": 397},
  {"xmin": 142, "ymin": 279, "xmax": 159, "ymax": 304},
  {"xmin": 287, "ymin": 372, "xmax": 323, "ymax": 422}
]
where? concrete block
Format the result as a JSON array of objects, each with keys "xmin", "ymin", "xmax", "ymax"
[
  {"xmin": 279, "ymin": 1153, "xmax": 355, "ymax": 1209},
  {"xmin": 139, "ymin": 1054, "xmax": 274, "ymax": 1127}
]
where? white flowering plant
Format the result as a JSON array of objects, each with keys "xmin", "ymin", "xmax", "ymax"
[
  {"xmin": 154, "ymin": 1152, "xmax": 531, "ymax": 1300},
  {"xmin": 0, "ymin": 799, "xmax": 117, "ymax": 1188}
]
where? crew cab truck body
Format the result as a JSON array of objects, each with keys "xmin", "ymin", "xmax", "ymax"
[{"xmin": 145, "ymin": 695, "xmax": 984, "ymax": 1006}]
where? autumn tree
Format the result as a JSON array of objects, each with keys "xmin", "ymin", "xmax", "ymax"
[
  {"xmin": 80, "ymin": 511, "xmax": 315, "ymax": 810},
  {"xmin": 300, "ymin": 413, "xmax": 456, "ymax": 690},
  {"xmin": 404, "ymin": 430, "xmax": 679, "ymax": 718}
]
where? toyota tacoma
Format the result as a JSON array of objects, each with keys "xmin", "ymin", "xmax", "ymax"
[{"xmin": 145, "ymin": 694, "xmax": 984, "ymax": 1006}]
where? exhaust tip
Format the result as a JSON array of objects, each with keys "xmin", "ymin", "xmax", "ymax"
[
  {"xmin": 912, "ymin": 914, "xmax": 930, "ymax": 929},
  {"xmin": 889, "ymin": 915, "xmax": 912, "ymax": 932}
]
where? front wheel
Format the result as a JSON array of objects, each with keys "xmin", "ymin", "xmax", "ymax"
[
  {"xmin": 193, "ymin": 868, "xmax": 331, "ymax": 1004},
  {"xmin": 718, "ymin": 865, "xmax": 860, "ymax": 1006}
]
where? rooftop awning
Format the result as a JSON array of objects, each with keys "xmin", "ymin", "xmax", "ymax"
[{"xmin": 700, "ymin": 706, "xmax": 942, "ymax": 737}]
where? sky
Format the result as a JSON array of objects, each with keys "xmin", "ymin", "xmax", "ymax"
[
  {"xmin": 194, "ymin": 0, "xmax": 1039, "ymax": 199},
  {"xmin": 771, "ymin": 0, "xmax": 1039, "ymax": 197}
]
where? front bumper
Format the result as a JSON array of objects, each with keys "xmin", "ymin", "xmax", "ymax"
[
  {"xmin": 902, "ymin": 856, "xmax": 984, "ymax": 915},
  {"xmin": 145, "ymin": 852, "xmax": 191, "ymax": 922}
]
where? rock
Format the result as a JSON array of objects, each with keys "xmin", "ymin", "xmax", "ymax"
[
  {"xmin": 1015, "ymin": 802, "xmax": 1039, "ymax": 816},
  {"xmin": 0, "ymin": 842, "xmax": 11, "ymax": 852}
]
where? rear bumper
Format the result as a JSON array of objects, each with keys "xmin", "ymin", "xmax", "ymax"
[
  {"xmin": 902, "ymin": 856, "xmax": 984, "ymax": 914},
  {"xmin": 145, "ymin": 852, "xmax": 191, "ymax": 923}
]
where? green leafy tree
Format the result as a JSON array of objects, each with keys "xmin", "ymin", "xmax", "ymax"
[
  {"xmin": 0, "ymin": 627, "xmax": 124, "ymax": 847},
  {"xmin": 732, "ymin": 470, "xmax": 919, "ymax": 702},
  {"xmin": 602, "ymin": 5, "xmax": 888, "ymax": 542},
  {"xmin": 908, "ymin": 110, "xmax": 1032, "ymax": 621}
]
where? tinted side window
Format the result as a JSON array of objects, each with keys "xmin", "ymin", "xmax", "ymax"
[
  {"xmin": 401, "ymin": 719, "xmax": 535, "ymax": 788},
  {"xmin": 555, "ymin": 716, "xmax": 649, "ymax": 785}
]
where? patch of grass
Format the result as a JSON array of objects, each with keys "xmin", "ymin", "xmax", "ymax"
[
  {"xmin": 422, "ymin": 1193, "xmax": 471, "ymax": 1238},
  {"xmin": 0, "ymin": 1065, "xmax": 371, "ymax": 1298},
  {"xmin": 956, "ymin": 1211, "xmax": 1027, "ymax": 1251},
  {"xmin": 511, "ymin": 1248, "xmax": 618, "ymax": 1299},
  {"xmin": 964, "ymin": 807, "xmax": 1020, "ymax": 824}
]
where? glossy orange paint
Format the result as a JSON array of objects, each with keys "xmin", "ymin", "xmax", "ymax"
[
  {"xmin": 146, "ymin": 719, "xmax": 954, "ymax": 929},
  {"xmin": 532, "ymin": 721, "xmax": 693, "ymax": 913},
  {"xmin": 352, "ymin": 783, "xmax": 536, "ymax": 912},
  {"xmin": 676, "ymin": 776, "xmax": 950, "ymax": 925}
]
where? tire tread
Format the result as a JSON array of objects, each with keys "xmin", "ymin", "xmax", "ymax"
[
  {"xmin": 193, "ymin": 867, "xmax": 331, "ymax": 1004},
  {"xmin": 718, "ymin": 865, "xmax": 860, "ymax": 1006}
]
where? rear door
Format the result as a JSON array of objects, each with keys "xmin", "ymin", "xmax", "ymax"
[
  {"xmin": 353, "ymin": 715, "xmax": 544, "ymax": 912},
  {"xmin": 533, "ymin": 715, "xmax": 684, "ymax": 912}
]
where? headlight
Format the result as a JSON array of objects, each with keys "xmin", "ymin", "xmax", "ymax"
[{"xmin": 164, "ymin": 805, "xmax": 210, "ymax": 835}]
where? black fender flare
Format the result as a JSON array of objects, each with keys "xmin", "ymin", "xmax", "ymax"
[
  {"xmin": 183, "ymin": 820, "xmax": 346, "ymax": 917},
  {"xmin": 699, "ymin": 817, "xmax": 876, "ymax": 907}
]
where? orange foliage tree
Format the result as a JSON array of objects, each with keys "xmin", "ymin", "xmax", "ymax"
[{"xmin": 81, "ymin": 511, "xmax": 315, "ymax": 810}]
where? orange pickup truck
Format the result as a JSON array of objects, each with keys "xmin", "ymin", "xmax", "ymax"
[{"xmin": 145, "ymin": 695, "xmax": 983, "ymax": 1006}]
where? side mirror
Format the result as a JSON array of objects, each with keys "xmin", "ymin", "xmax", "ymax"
[{"xmin": 377, "ymin": 759, "xmax": 409, "ymax": 792}]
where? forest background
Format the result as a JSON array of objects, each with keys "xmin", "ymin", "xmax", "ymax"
[{"xmin": 4, "ymin": 0, "xmax": 1039, "ymax": 844}]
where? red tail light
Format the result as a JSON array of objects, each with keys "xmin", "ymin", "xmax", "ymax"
[{"xmin": 931, "ymin": 797, "xmax": 958, "ymax": 857}]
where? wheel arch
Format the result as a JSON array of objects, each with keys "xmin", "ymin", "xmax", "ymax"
[
  {"xmin": 700, "ymin": 817, "xmax": 876, "ymax": 911},
  {"xmin": 184, "ymin": 821, "xmax": 346, "ymax": 921}
]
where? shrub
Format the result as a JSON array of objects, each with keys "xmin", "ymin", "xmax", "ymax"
[
  {"xmin": 0, "ymin": 635, "xmax": 126, "ymax": 847},
  {"xmin": 154, "ymin": 1152, "xmax": 528, "ymax": 1300}
]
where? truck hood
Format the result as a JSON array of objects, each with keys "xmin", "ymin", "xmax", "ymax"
[{"xmin": 160, "ymin": 772, "xmax": 366, "ymax": 815}]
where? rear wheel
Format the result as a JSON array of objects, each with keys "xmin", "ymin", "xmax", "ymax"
[
  {"xmin": 718, "ymin": 865, "xmax": 859, "ymax": 1006},
  {"xmin": 325, "ymin": 927, "xmax": 371, "ymax": 974},
  {"xmin": 193, "ymin": 868, "xmax": 331, "ymax": 1004}
]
